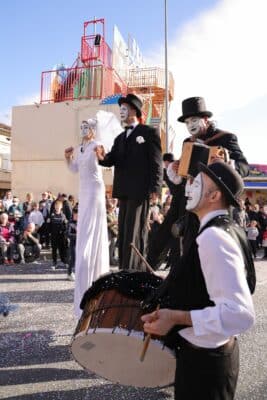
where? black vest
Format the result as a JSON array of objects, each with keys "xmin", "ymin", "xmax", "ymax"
[{"xmin": 144, "ymin": 215, "xmax": 256, "ymax": 347}]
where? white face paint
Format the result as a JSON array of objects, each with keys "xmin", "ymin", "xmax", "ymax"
[
  {"xmin": 120, "ymin": 104, "xmax": 129, "ymax": 122},
  {"xmin": 80, "ymin": 122, "xmax": 90, "ymax": 137},
  {"xmin": 185, "ymin": 173, "xmax": 203, "ymax": 211},
  {"xmin": 185, "ymin": 116, "xmax": 206, "ymax": 136}
]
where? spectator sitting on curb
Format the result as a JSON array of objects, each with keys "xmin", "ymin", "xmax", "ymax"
[{"xmin": 17, "ymin": 222, "xmax": 42, "ymax": 264}]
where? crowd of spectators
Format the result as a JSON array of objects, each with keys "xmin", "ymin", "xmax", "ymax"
[
  {"xmin": 1, "ymin": 189, "xmax": 266, "ymax": 277},
  {"xmin": 0, "ymin": 190, "xmax": 78, "ymax": 280},
  {"xmin": 232, "ymin": 197, "xmax": 267, "ymax": 259}
]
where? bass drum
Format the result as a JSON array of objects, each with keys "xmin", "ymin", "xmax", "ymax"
[{"xmin": 71, "ymin": 271, "xmax": 175, "ymax": 388}]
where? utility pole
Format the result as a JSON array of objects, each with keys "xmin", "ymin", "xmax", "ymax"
[{"xmin": 164, "ymin": 0, "xmax": 169, "ymax": 152}]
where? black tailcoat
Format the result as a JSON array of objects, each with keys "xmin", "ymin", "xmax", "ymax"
[
  {"xmin": 99, "ymin": 124, "xmax": 163, "ymax": 199},
  {"xmin": 99, "ymin": 124, "xmax": 163, "ymax": 270}
]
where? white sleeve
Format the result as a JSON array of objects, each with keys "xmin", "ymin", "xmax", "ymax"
[
  {"xmin": 38, "ymin": 212, "xmax": 44, "ymax": 226},
  {"xmin": 191, "ymin": 227, "xmax": 255, "ymax": 337},
  {"xmin": 167, "ymin": 163, "xmax": 182, "ymax": 185}
]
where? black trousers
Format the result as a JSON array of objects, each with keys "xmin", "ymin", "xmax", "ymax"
[
  {"xmin": 51, "ymin": 235, "xmax": 68, "ymax": 264},
  {"xmin": 118, "ymin": 198, "xmax": 149, "ymax": 270},
  {"xmin": 249, "ymin": 240, "xmax": 257, "ymax": 257},
  {"xmin": 147, "ymin": 207, "xmax": 180, "ymax": 269},
  {"xmin": 68, "ymin": 238, "xmax": 76, "ymax": 274},
  {"xmin": 174, "ymin": 337, "xmax": 239, "ymax": 400}
]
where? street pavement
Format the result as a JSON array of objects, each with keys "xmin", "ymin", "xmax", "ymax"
[{"xmin": 0, "ymin": 254, "xmax": 267, "ymax": 400}]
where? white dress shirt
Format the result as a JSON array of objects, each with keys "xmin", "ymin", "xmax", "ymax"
[
  {"xmin": 28, "ymin": 210, "xmax": 44, "ymax": 227},
  {"xmin": 179, "ymin": 210, "xmax": 255, "ymax": 348},
  {"xmin": 126, "ymin": 122, "xmax": 139, "ymax": 138}
]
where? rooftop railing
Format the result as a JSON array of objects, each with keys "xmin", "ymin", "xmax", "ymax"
[{"xmin": 40, "ymin": 65, "xmax": 127, "ymax": 103}]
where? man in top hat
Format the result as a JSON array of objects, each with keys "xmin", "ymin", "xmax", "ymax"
[
  {"xmin": 176, "ymin": 96, "xmax": 249, "ymax": 176},
  {"xmin": 167, "ymin": 96, "xmax": 250, "ymax": 257},
  {"xmin": 95, "ymin": 93, "xmax": 163, "ymax": 270},
  {"xmin": 142, "ymin": 161, "xmax": 256, "ymax": 400}
]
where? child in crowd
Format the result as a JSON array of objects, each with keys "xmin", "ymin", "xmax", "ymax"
[
  {"xmin": 67, "ymin": 207, "xmax": 78, "ymax": 281},
  {"xmin": 28, "ymin": 202, "xmax": 44, "ymax": 233},
  {"xmin": 38, "ymin": 200, "xmax": 51, "ymax": 248},
  {"xmin": 247, "ymin": 220, "xmax": 259, "ymax": 258},
  {"xmin": 49, "ymin": 200, "xmax": 68, "ymax": 269},
  {"xmin": 17, "ymin": 222, "xmax": 42, "ymax": 264}
]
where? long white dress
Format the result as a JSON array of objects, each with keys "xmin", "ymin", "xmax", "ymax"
[{"xmin": 68, "ymin": 140, "xmax": 109, "ymax": 317}]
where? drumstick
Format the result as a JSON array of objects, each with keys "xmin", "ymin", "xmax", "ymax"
[
  {"xmin": 140, "ymin": 305, "xmax": 160, "ymax": 362},
  {"xmin": 130, "ymin": 243, "xmax": 155, "ymax": 275}
]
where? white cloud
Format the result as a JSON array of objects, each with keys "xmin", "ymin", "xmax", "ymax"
[
  {"xmin": 16, "ymin": 93, "xmax": 40, "ymax": 107},
  {"xmin": 0, "ymin": 109, "xmax": 12, "ymax": 125},
  {"xmin": 147, "ymin": 0, "xmax": 267, "ymax": 163},
  {"xmin": 0, "ymin": 93, "xmax": 40, "ymax": 125}
]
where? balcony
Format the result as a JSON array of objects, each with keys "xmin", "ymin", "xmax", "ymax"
[{"xmin": 127, "ymin": 67, "xmax": 174, "ymax": 102}]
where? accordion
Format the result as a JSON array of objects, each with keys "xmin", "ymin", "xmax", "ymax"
[{"xmin": 178, "ymin": 142, "xmax": 227, "ymax": 178}]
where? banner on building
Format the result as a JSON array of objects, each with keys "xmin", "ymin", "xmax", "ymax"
[
  {"xmin": 112, "ymin": 25, "xmax": 128, "ymax": 81},
  {"xmin": 249, "ymin": 164, "xmax": 267, "ymax": 177}
]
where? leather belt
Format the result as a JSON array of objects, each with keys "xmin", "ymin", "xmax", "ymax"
[{"xmin": 179, "ymin": 336, "xmax": 236, "ymax": 351}]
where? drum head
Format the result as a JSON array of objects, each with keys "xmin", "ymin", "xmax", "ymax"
[{"xmin": 71, "ymin": 331, "xmax": 175, "ymax": 388}]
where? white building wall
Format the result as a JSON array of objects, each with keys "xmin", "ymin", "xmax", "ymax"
[{"xmin": 11, "ymin": 100, "xmax": 119, "ymax": 200}]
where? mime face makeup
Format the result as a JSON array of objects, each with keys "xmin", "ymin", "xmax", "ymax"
[
  {"xmin": 80, "ymin": 121, "xmax": 90, "ymax": 137},
  {"xmin": 120, "ymin": 104, "xmax": 129, "ymax": 122},
  {"xmin": 185, "ymin": 173, "xmax": 203, "ymax": 211},
  {"xmin": 185, "ymin": 116, "xmax": 206, "ymax": 136}
]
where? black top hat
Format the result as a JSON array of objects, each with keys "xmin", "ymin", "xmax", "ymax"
[
  {"xmin": 118, "ymin": 93, "xmax": 143, "ymax": 118},
  {"xmin": 178, "ymin": 97, "xmax": 213, "ymax": 122},
  {"xmin": 197, "ymin": 162, "xmax": 243, "ymax": 207}
]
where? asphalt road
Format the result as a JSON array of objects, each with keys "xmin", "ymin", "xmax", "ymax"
[{"xmin": 0, "ymin": 256, "xmax": 267, "ymax": 400}]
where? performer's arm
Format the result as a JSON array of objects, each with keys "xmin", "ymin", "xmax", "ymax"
[
  {"xmin": 95, "ymin": 140, "xmax": 117, "ymax": 167},
  {"xmin": 65, "ymin": 147, "xmax": 79, "ymax": 173},
  {"xmin": 142, "ymin": 308, "xmax": 192, "ymax": 336},
  {"xmin": 191, "ymin": 227, "xmax": 255, "ymax": 337},
  {"xmin": 166, "ymin": 162, "xmax": 183, "ymax": 185},
  {"xmin": 225, "ymin": 134, "xmax": 250, "ymax": 177}
]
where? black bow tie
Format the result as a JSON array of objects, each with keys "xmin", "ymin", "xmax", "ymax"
[{"xmin": 125, "ymin": 125, "xmax": 134, "ymax": 130}]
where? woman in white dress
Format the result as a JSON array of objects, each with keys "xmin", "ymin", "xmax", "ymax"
[{"xmin": 65, "ymin": 118, "xmax": 110, "ymax": 317}]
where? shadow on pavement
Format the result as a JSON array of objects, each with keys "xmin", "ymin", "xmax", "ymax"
[
  {"xmin": 0, "ymin": 366, "xmax": 91, "ymax": 386},
  {"xmin": 0, "ymin": 330, "xmax": 73, "ymax": 368},
  {"xmin": 4, "ymin": 289, "xmax": 74, "ymax": 304},
  {"xmin": 1, "ymin": 278, "xmax": 70, "ymax": 284},
  {"xmin": 5, "ymin": 384, "xmax": 173, "ymax": 400}
]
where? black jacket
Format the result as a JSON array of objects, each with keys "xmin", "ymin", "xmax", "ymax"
[
  {"xmin": 99, "ymin": 124, "xmax": 163, "ymax": 200},
  {"xmin": 185, "ymin": 125, "xmax": 249, "ymax": 177}
]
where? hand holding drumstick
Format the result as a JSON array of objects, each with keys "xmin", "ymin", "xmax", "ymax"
[
  {"xmin": 140, "ymin": 305, "xmax": 160, "ymax": 362},
  {"xmin": 141, "ymin": 308, "xmax": 192, "ymax": 361}
]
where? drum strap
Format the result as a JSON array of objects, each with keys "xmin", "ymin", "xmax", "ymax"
[
  {"xmin": 189, "ymin": 131, "xmax": 229, "ymax": 145},
  {"xmin": 203, "ymin": 131, "xmax": 230, "ymax": 145}
]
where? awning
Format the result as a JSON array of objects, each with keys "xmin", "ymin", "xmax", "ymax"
[{"xmin": 244, "ymin": 181, "xmax": 267, "ymax": 190}]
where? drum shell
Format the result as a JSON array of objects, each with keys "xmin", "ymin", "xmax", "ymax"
[{"xmin": 71, "ymin": 272, "xmax": 176, "ymax": 388}]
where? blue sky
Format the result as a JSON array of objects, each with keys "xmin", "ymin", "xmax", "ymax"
[{"xmin": 1, "ymin": 0, "xmax": 266, "ymax": 163}]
